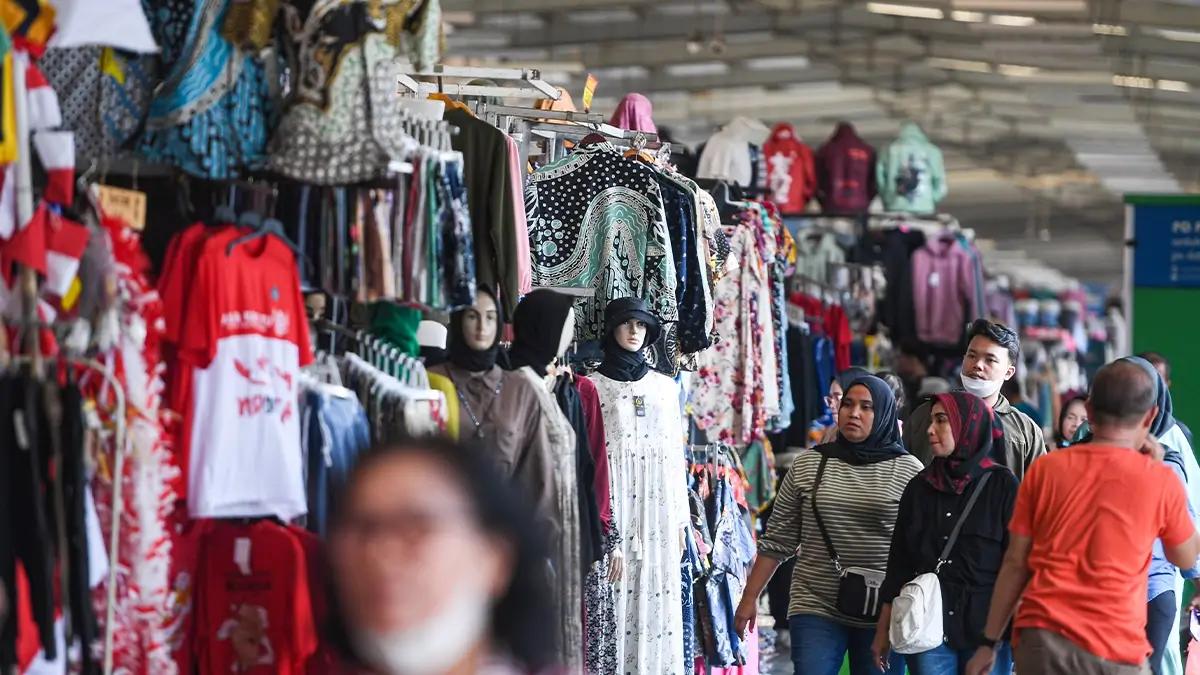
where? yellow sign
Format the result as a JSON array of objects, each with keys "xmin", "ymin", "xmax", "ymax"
[
  {"xmin": 582, "ymin": 74, "xmax": 598, "ymax": 112},
  {"xmin": 96, "ymin": 185, "xmax": 147, "ymax": 231}
]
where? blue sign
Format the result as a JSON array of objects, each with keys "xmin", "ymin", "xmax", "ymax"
[{"xmin": 1133, "ymin": 202, "xmax": 1200, "ymax": 288}]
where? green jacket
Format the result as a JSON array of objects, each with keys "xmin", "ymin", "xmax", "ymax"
[{"xmin": 876, "ymin": 122, "xmax": 947, "ymax": 214}]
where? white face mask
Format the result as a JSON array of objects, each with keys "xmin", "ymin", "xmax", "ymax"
[
  {"xmin": 960, "ymin": 374, "xmax": 1002, "ymax": 400},
  {"xmin": 354, "ymin": 583, "xmax": 491, "ymax": 675}
]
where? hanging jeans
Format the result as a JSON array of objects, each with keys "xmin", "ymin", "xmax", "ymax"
[
  {"xmin": 302, "ymin": 388, "xmax": 371, "ymax": 536},
  {"xmin": 906, "ymin": 641, "xmax": 1014, "ymax": 675},
  {"xmin": 789, "ymin": 614, "xmax": 904, "ymax": 675}
]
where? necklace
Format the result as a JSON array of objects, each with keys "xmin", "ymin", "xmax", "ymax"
[{"xmin": 449, "ymin": 370, "xmax": 504, "ymax": 439}]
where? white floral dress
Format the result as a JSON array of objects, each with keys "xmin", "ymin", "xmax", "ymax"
[{"xmin": 592, "ymin": 372, "xmax": 690, "ymax": 675}]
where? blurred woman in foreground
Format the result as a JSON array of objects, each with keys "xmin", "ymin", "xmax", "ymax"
[{"xmin": 327, "ymin": 438, "xmax": 555, "ymax": 675}]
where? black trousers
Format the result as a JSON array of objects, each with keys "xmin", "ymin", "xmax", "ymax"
[{"xmin": 1146, "ymin": 590, "xmax": 1177, "ymax": 675}]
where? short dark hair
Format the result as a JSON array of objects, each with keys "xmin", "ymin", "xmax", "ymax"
[
  {"xmin": 967, "ymin": 319, "xmax": 1020, "ymax": 365},
  {"xmin": 1089, "ymin": 360, "xmax": 1156, "ymax": 428},
  {"xmin": 328, "ymin": 438, "xmax": 555, "ymax": 671},
  {"xmin": 1139, "ymin": 352, "xmax": 1169, "ymax": 379}
]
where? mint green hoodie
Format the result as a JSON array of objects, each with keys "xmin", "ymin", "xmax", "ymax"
[{"xmin": 876, "ymin": 122, "xmax": 947, "ymax": 214}]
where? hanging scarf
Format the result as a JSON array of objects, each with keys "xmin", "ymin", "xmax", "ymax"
[
  {"xmin": 507, "ymin": 289, "xmax": 576, "ymax": 377},
  {"xmin": 1121, "ymin": 356, "xmax": 1176, "ymax": 437},
  {"xmin": 596, "ymin": 297, "xmax": 661, "ymax": 382},
  {"xmin": 922, "ymin": 391, "xmax": 1003, "ymax": 494},
  {"xmin": 447, "ymin": 287, "xmax": 501, "ymax": 372},
  {"xmin": 816, "ymin": 375, "xmax": 907, "ymax": 465}
]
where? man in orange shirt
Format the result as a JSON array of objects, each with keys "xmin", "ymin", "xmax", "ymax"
[{"xmin": 966, "ymin": 360, "xmax": 1200, "ymax": 675}]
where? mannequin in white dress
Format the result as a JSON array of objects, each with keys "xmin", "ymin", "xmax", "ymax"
[{"xmin": 592, "ymin": 297, "xmax": 691, "ymax": 675}]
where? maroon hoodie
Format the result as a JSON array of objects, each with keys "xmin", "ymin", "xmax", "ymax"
[{"xmin": 815, "ymin": 122, "xmax": 877, "ymax": 213}]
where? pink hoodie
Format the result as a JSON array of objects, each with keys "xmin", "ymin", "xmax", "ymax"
[{"xmin": 609, "ymin": 93, "xmax": 657, "ymax": 133}]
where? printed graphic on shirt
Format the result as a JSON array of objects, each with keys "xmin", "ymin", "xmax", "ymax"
[
  {"xmin": 217, "ymin": 604, "xmax": 277, "ymax": 671},
  {"xmin": 768, "ymin": 152, "xmax": 794, "ymax": 205},
  {"xmin": 895, "ymin": 153, "xmax": 928, "ymax": 199}
]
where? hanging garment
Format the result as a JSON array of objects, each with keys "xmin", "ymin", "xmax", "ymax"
[
  {"xmin": 593, "ymin": 372, "xmax": 690, "ymax": 675},
  {"xmin": 48, "ymin": 0, "xmax": 157, "ymax": 52},
  {"xmin": 526, "ymin": 141, "xmax": 678, "ymax": 343},
  {"xmin": 609, "ymin": 92, "xmax": 657, "ymax": 133},
  {"xmin": 814, "ymin": 122, "xmax": 877, "ymax": 213},
  {"xmin": 911, "ymin": 235, "xmax": 980, "ymax": 346},
  {"xmin": 876, "ymin": 122, "xmax": 947, "ymax": 214},
  {"xmin": 763, "ymin": 122, "xmax": 817, "ymax": 215},
  {"xmin": 696, "ymin": 130, "xmax": 752, "ymax": 187},
  {"xmin": 139, "ymin": 0, "xmax": 271, "ymax": 179},
  {"xmin": 793, "ymin": 229, "xmax": 844, "ymax": 284},
  {"xmin": 446, "ymin": 107, "xmax": 521, "ymax": 316},
  {"xmin": 848, "ymin": 227, "xmax": 926, "ymax": 345},
  {"xmin": 192, "ymin": 521, "xmax": 319, "ymax": 674},
  {"xmin": 513, "ymin": 366, "xmax": 583, "ymax": 671},
  {"xmin": 300, "ymin": 385, "xmax": 370, "ymax": 537},
  {"xmin": 176, "ymin": 232, "xmax": 313, "ymax": 519},
  {"xmin": 268, "ymin": 0, "xmax": 433, "ymax": 184}
]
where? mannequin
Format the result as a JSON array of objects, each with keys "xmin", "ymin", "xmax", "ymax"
[
  {"xmin": 507, "ymin": 289, "xmax": 584, "ymax": 670},
  {"xmin": 592, "ymin": 297, "xmax": 690, "ymax": 674},
  {"xmin": 427, "ymin": 287, "xmax": 558, "ymax": 536}
]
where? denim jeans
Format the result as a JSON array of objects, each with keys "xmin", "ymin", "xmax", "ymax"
[
  {"xmin": 905, "ymin": 640, "xmax": 1014, "ymax": 675},
  {"xmin": 302, "ymin": 389, "xmax": 370, "ymax": 536},
  {"xmin": 789, "ymin": 614, "xmax": 904, "ymax": 675}
]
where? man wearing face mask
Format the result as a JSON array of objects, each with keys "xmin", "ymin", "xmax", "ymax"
[{"xmin": 905, "ymin": 320, "xmax": 1047, "ymax": 482}]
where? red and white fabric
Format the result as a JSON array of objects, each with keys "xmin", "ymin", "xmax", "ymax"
[{"xmin": 33, "ymin": 131, "xmax": 74, "ymax": 205}]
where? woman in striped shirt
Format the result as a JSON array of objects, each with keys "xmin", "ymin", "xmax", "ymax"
[{"xmin": 735, "ymin": 375, "xmax": 922, "ymax": 675}]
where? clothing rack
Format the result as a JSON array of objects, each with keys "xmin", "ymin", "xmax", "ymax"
[{"xmin": 396, "ymin": 65, "xmax": 561, "ymax": 100}]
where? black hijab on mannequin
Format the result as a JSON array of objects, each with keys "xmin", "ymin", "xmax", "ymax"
[
  {"xmin": 508, "ymin": 289, "xmax": 577, "ymax": 377},
  {"xmin": 447, "ymin": 287, "xmax": 502, "ymax": 372},
  {"xmin": 597, "ymin": 297, "xmax": 662, "ymax": 382},
  {"xmin": 817, "ymin": 375, "xmax": 908, "ymax": 465}
]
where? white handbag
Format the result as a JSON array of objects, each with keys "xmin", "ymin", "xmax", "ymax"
[{"xmin": 889, "ymin": 472, "xmax": 992, "ymax": 655}]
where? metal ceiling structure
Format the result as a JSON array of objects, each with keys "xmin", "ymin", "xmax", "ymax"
[{"xmin": 439, "ymin": 0, "xmax": 1200, "ymax": 289}]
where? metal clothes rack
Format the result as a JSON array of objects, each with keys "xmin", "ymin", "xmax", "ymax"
[{"xmin": 396, "ymin": 65, "xmax": 561, "ymax": 101}]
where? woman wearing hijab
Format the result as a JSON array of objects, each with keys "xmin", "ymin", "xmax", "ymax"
[
  {"xmin": 871, "ymin": 392, "xmax": 1019, "ymax": 675},
  {"xmin": 735, "ymin": 376, "xmax": 922, "ymax": 675},
  {"xmin": 818, "ymin": 367, "xmax": 873, "ymax": 444},
  {"xmin": 1119, "ymin": 356, "xmax": 1199, "ymax": 675},
  {"xmin": 1054, "ymin": 396, "xmax": 1088, "ymax": 449},
  {"xmin": 591, "ymin": 298, "xmax": 691, "ymax": 674},
  {"xmin": 505, "ymin": 289, "xmax": 585, "ymax": 670}
]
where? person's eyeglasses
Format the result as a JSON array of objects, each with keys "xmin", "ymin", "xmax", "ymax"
[{"xmin": 825, "ymin": 393, "xmax": 843, "ymax": 409}]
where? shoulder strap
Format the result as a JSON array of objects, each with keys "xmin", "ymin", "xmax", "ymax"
[
  {"xmin": 935, "ymin": 471, "xmax": 992, "ymax": 573},
  {"xmin": 810, "ymin": 455, "xmax": 842, "ymax": 573}
]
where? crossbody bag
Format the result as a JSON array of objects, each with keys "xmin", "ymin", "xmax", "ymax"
[{"xmin": 810, "ymin": 455, "xmax": 887, "ymax": 622}]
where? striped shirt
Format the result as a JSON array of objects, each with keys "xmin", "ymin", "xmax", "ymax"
[{"xmin": 760, "ymin": 449, "xmax": 923, "ymax": 626}]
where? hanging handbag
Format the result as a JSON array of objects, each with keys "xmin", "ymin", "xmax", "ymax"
[
  {"xmin": 889, "ymin": 472, "xmax": 993, "ymax": 654},
  {"xmin": 810, "ymin": 455, "xmax": 887, "ymax": 622}
]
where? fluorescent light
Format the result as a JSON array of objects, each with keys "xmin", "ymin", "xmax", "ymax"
[
  {"xmin": 866, "ymin": 3, "xmax": 944, "ymax": 19},
  {"xmin": 664, "ymin": 61, "xmax": 730, "ymax": 77},
  {"xmin": 1092, "ymin": 23, "xmax": 1127, "ymax": 36},
  {"xmin": 567, "ymin": 8, "xmax": 638, "ymax": 23},
  {"xmin": 1112, "ymin": 74, "xmax": 1155, "ymax": 89},
  {"xmin": 927, "ymin": 57, "xmax": 992, "ymax": 73},
  {"xmin": 744, "ymin": 56, "xmax": 811, "ymax": 70},
  {"xmin": 1154, "ymin": 28, "xmax": 1200, "ymax": 43},
  {"xmin": 950, "ymin": 10, "xmax": 985, "ymax": 22},
  {"xmin": 997, "ymin": 64, "xmax": 1040, "ymax": 77},
  {"xmin": 988, "ymin": 14, "xmax": 1036, "ymax": 26},
  {"xmin": 1157, "ymin": 79, "xmax": 1191, "ymax": 93}
]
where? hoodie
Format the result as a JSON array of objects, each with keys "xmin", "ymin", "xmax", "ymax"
[
  {"xmin": 609, "ymin": 93, "xmax": 656, "ymax": 133},
  {"xmin": 763, "ymin": 122, "xmax": 817, "ymax": 215},
  {"xmin": 876, "ymin": 122, "xmax": 947, "ymax": 214},
  {"xmin": 814, "ymin": 122, "xmax": 877, "ymax": 213}
]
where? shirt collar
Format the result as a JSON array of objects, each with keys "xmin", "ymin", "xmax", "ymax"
[{"xmin": 993, "ymin": 394, "xmax": 1013, "ymax": 414}]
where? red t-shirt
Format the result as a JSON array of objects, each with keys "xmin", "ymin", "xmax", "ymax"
[
  {"xmin": 194, "ymin": 521, "xmax": 319, "ymax": 675},
  {"xmin": 178, "ymin": 232, "xmax": 313, "ymax": 519},
  {"xmin": 1009, "ymin": 444, "xmax": 1195, "ymax": 665}
]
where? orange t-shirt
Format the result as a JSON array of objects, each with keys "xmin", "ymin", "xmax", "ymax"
[{"xmin": 1009, "ymin": 443, "xmax": 1195, "ymax": 665}]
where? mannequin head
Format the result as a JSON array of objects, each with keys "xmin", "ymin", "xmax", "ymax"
[
  {"xmin": 508, "ymin": 289, "xmax": 578, "ymax": 378},
  {"xmin": 614, "ymin": 319, "xmax": 648, "ymax": 353},
  {"xmin": 462, "ymin": 293, "xmax": 499, "ymax": 352}
]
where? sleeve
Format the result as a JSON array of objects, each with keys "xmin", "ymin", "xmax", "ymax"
[
  {"xmin": 931, "ymin": 146, "xmax": 948, "ymax": 204},
  {"xmin": 875, "ymin": 147, "xmax": 890, "ymax": 207},
  {"xmin": 910, "ymin": 250, "xmax": 929, "ymax": 342},
  {"xmin": 880, "ymin": 481, "xmax": 919, "ymax": 603},
  {"xmin": 291, "ymin": 264, "xmax": 314, "ymax": 367},
  {"xmin": 644, "ymin": 178, "xmax": 679, "ymax": 323},
  {"xmin": 1160, "ymin": 464, "xmax": 1196, "ymax": 549},
  {"xmin": 959, "ymin": 249, "xmax": 980, "ymax": 322},
  {"xmin": 759, "ymin": 456, "xmax": 808, "ymax": 560},
  {"xmin": 518, "ymin": 390, "xmax": 563, "ymax": 553},
  {"xmin": 489, "ymin": 133, "xmax": 520, "ymax": 319},
  {"xmin": 1022, "ymin": 415, "xmax": 1049, "ymax": 475},
  {"xmin": 801, "ymin": 145, "xmax": 817, "ymax": 208},
  {"xmin": 867, "ymin": 147, "xmax": 879, "ymax": 202},
  {"xmin": 176, "ymin": 244, "xmax": 219, "ymax": 367},
  {"xmin": 506, "ymin": 137, "xmax": 533, "ymax": 295},
  {"xmin": 1008, "ymin": 461, "xmax": 1041, "ymax": 538},
  {"xmin": 577, "ymin": 378, "xmax": 612, "ymax": 534}
]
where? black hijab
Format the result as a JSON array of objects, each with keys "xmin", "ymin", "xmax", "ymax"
[
  {"xmin": 836, "ymin": 366, "xmax": 871, "ymax": 393},
  {"xmin": 1121, "ymin": 356, "xmax": 1176, "ymax": 437},
  {"xmin": 508, "ymin": 289, "xmax": 577, "ymax": 377},
  {"xmin": 597, "ymin": 297, "xmax": 662, "ymax": 382},
  {"xmin": 447, "ymin": 287, "xmax": 502, "ymax": 372},
  {"xmin": 816, "ymin": 375, "xmax": 908, "ymax": 465}
]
